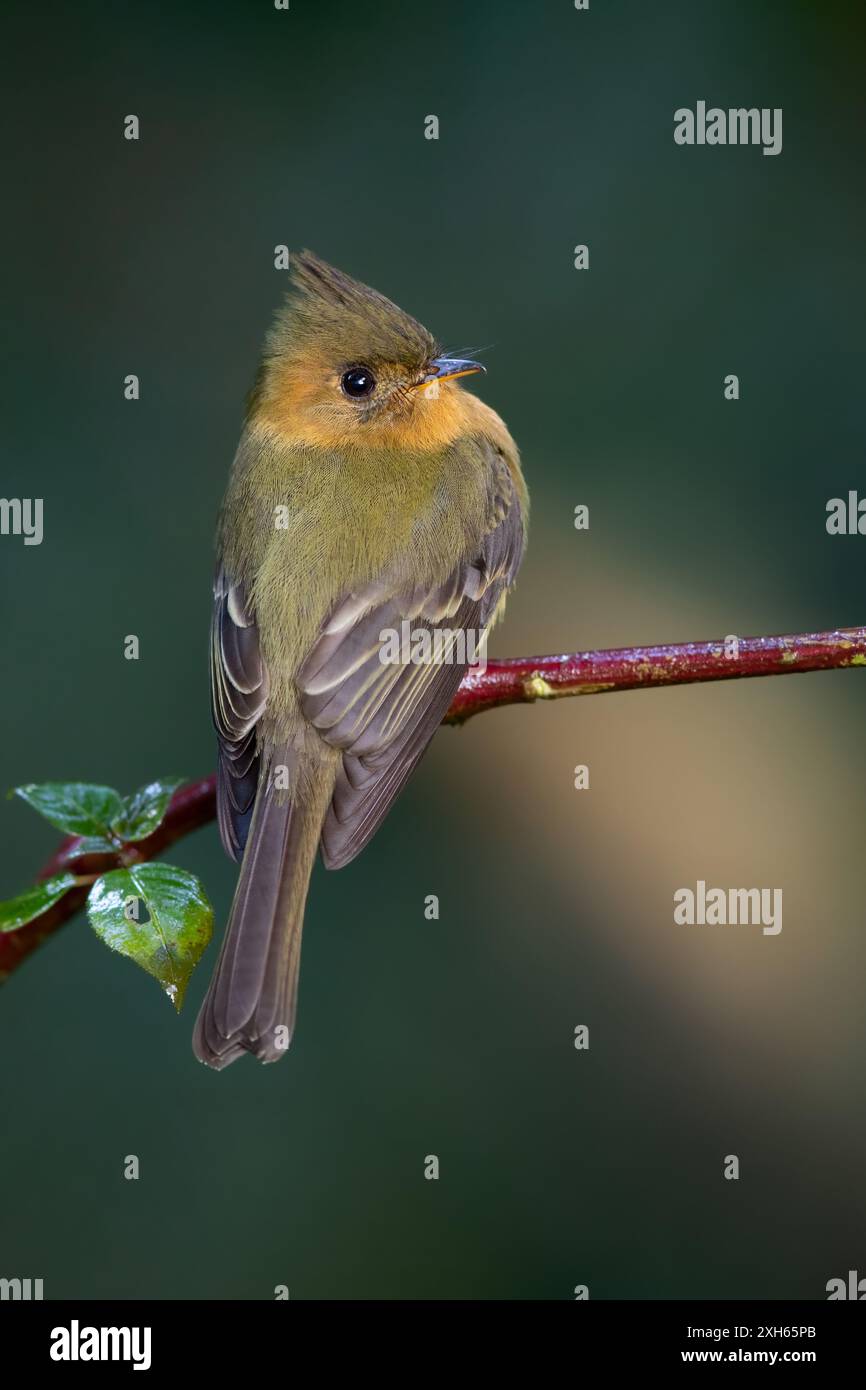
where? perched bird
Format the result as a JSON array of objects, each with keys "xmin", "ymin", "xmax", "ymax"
[{"xmin": 193, "ymin": 252, "xmax": 528, "ymax": 1069}]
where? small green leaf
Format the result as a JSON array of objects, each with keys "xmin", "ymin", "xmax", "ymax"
[
  {"xmin": 110, "ymin": 777, "xmax": 185, "ymax": 842},
  {"xmin": 67, "ymin": 836, "xmax": 118, "ymax": 857},
  {"xmin": 12, "ymin": 782, "xmax": 123, "ymax": 837},
  {"xmin": 0, "ymin": 873, "xmax": 79, "ymax": 932},
  {"xmin": 48, "ymin": 836, "xmax": 118, "ymax": 874},
  {"xmin": 86, "ymin": 863, "xmax": 213, "ymax": 1010}
]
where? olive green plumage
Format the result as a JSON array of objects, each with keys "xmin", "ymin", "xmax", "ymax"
[{"xmin": 194, "ymin": 252, "xmax": 528, "ymax": 1069}]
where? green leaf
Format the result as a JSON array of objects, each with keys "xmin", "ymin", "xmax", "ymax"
[
  {"xmin": 12, "ymin": 782, "xmax": 123, "ymax": 837},
  {"xmin": 86, "ymin": 863, "xmax": 213, "ymax": 1010},
  {"xmin": 48, "ymin": 836, "xmax": 118, "ymax": 875},
  {"xmin": 66, "ymin": 836, "xmax": 118, "ymax": 857},
  {"xmin": 0, "ymin": 873, "xmax": 79, "ymax": 932},
  {"xmin": 110, "ymin": 777, "xmax": 185, "ymax": 842}
]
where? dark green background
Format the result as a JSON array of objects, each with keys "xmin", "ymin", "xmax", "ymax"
[{"xmin": 2, "ymin": 0, "xmax": 864, "ymax": 1298}]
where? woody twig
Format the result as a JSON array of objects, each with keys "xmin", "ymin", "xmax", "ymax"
[{"xmin": 2, "ymin": 624, "xmax": 863, "ymax": 981}]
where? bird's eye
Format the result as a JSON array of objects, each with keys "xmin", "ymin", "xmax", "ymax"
[{"xmin": 341, "ymin": 366, "xmax": 376, "ymax": 399}]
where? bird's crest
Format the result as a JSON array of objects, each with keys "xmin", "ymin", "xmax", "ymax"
[{"xmin": 267, "ymin": 250, "xmax": 437, "ymax": 370}]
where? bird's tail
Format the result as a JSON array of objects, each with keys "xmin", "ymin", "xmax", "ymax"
[{"xmin": 193, "ymin": 750, "xmax": 333, "ymax": 1069}]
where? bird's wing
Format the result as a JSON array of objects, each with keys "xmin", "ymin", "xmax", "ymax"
[
  {"xmin": 298, "ymin": 448, "xmax": 526, "ymax": 869},
  {"xmin": 210, "ymin": 566, "xmax": 270, "ymax": 862}
]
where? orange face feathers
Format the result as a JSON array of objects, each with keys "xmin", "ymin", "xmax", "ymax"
[{"xmin": 250, "ymin": 251, "xmax": 487, "ymax": 453}]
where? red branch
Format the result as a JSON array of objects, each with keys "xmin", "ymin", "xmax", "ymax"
[
  {"xmin": 446, "ymin": 624, "xmax": 866, "ymax": 720},
  {"xmin": 2, "ymin": 625, "xmax": 863, "ymax": 982}
]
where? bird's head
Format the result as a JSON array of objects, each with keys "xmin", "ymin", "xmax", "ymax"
[{"xmin": 251, "ymin": 251, "xmax": 486, "ymax": 451}]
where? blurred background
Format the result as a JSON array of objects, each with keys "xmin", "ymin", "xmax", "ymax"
[{"xmin": 1, "ymin": 0, "xmax": 865, "ymax": 1299}]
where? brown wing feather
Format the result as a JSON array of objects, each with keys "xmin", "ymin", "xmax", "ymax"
[{"xmin": 210, "ymin": 567, "xmax": 269, "ymax": 862}]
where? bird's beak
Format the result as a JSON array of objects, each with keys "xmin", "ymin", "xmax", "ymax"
[{"xmin": 420, "ymin": 356, "xmax": 486, "ymax": 387}]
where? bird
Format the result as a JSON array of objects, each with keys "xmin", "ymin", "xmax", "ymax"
[{"xmin": 193, "ymin": 251, "xmax": 528, "ymax": 1069}]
